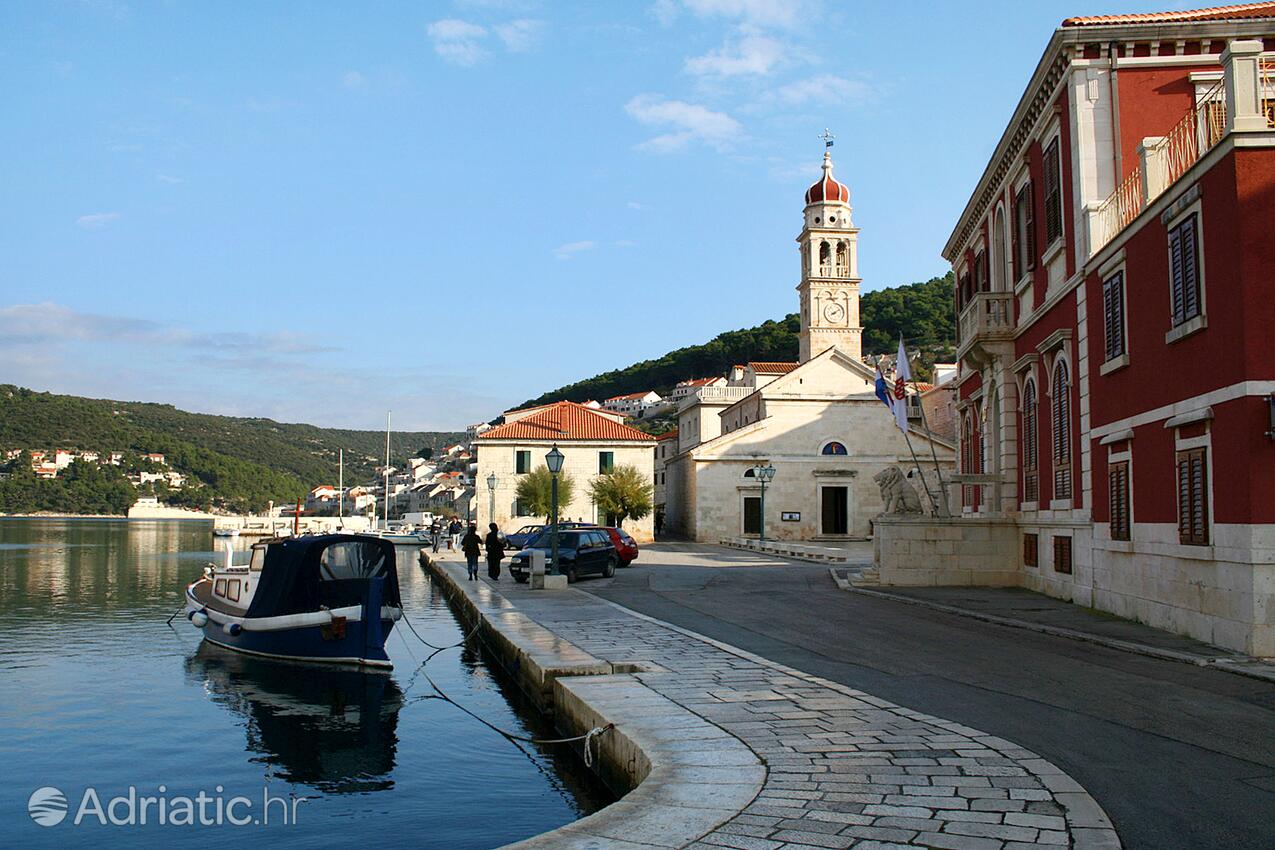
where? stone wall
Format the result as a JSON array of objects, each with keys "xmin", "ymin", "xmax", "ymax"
[{"xmin": 874, "ymin": 515, "xmax": 1021, "ymax": 586}]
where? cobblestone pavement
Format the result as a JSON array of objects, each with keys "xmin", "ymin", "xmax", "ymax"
[{"xmin": 441, "ymin": 551, "xmax": 1121, "ymax": 850}]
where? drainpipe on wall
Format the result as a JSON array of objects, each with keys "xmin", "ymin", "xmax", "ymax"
[{"xmin": 1108, "ymin": 42, "xmax": 1122, "ymax": 180}]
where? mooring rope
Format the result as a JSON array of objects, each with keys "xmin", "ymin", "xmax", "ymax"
[{"xmin": 397, "ymin": 610, "xmax": 613, "ymax": 765}]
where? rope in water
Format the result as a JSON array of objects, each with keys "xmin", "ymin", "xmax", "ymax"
[{"xmin": 397, "ymin": 610, "xmax": 614, "ymax": 766}]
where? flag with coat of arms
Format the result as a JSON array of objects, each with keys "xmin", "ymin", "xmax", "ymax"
[{"xmin": 892, "ymin": 336, "xmax": 911, "ymax": 433}]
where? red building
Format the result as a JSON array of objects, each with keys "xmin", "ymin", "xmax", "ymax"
[{"xmin": 883, "ymin": 4, "xmax": 1275, "ymax": 656}]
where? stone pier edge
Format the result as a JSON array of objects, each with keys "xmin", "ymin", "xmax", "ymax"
[
  {"xmin": 424, "ymin": 557, "xmax": 769, "ymax": 849},
  {"xmin": 423, "ymin": 556, "xmax": 1122, "ymax": 850}
]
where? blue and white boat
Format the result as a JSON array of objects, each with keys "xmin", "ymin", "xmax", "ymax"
[{"xmin": 184, "ymin": 534, "xmax": 402, "ymax": 669}]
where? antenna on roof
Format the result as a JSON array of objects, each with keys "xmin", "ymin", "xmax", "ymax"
[{"xmin": 819, "ymin": 128, "xmax": 835, "ymax": 148}]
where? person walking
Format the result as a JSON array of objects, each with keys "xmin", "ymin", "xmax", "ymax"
[
  {"xmin": 431, "ymin": 518, "xmax": 442, "ymax": 553},
  {"xmin": 484, "ymin": 522, "xmax": 506, "ymax": 580},
  {"xmin": 461, "ymin": 523, "xmax": 482, "ymax": 581},
  {"xmin": 448, "ymin": 518, "xmax": 462, "ymax": 550}
]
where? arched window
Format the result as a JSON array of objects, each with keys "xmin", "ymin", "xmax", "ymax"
[
  {"xmin": 992, "ymin": 206, "xmax": 1007, "ymax": 292},
  {"xmin": 1022, "ymin": 378, "xmax": 1039, "ymax": 502},
  {"xmin": 742, "ymin": 468, "xmax": 756, "ymax": 478},
  {"xmin": 818, "ymin": 241, "xmax": 831, "ymax": 273},
  {"xmin": 1051, "ymin": 361, "xmax": 1071, "ymax": 499},
  {"xmin": 821, "ymin": 441, "xmax": 848, "ymax": 456},
  {"xmin": 835, "ymin": 242, "xmax": 848, "ymax": 276},
  {"xmin": 961, "ymin": 413, "xmax": 978, "ymax": 507}
]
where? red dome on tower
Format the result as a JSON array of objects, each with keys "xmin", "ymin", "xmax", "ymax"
[{"xmin": 804, "ymin": 151, "xmax": 849, "ymax": 205}]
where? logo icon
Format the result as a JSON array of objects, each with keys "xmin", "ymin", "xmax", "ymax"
[{"xmin": 28, "ymin": 787, "xmax": 68, "ymax": 827}]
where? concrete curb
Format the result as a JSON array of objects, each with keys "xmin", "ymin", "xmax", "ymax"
[
  {"xmin": 422, "ymin": 557, "xmax": 767, "ymax": 850},
  {"xmin": 831, "ymin": 569, "xmax": 1275, "ymax": 684}
]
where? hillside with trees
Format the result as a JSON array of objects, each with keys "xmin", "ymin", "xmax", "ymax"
[
  {"xmin": 0, "ymin": 385, "xmax": 463, "ymax": 514},
  {"xmin": 518, "ymin": 273, "xmax": 955, "ymax": 408}
]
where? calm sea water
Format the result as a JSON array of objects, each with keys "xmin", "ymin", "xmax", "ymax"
[{"xmin": 0, "ymin": 519, "xmax": 610, "ymax": 849}]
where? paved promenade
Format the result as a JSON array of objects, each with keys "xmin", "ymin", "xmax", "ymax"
[{"xmin": 430, "ymin": 551, "xmax": 1119, "ymax": 849}]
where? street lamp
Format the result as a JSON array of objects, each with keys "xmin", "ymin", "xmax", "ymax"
[
  {"xmin": 486, "ymin": 473, "xmax": 498, "ymax": 526},
  {"xmin": 545, "ymin": 445, "xmax": 565, "ymax": 576},
  {"xmin": 753, "ymin": 462, "xmax": 776, "ymax": 541}
]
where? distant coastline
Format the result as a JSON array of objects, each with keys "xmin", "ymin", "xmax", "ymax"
[{"xmin": 0, "ymin": 511, "xmax": 210, "ymax": 520}]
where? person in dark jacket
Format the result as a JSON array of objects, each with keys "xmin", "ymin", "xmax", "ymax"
[
  {"xmin": 484, "ymin": 523, "xmax": 506, "ymax": 580},
  {"xmin": 461, "ymin": 523, "xmax": 482, "ymax": 581}
]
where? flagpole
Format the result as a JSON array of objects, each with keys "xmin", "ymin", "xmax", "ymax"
[
  {"xmin": 909, "ymin": 371, "xmax": 953, "ymax": 518},
  {"xmin": 877, "ymin": 353, "xmax": 937, "ymax": 516}
]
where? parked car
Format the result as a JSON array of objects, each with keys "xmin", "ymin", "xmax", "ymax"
[
  {"xmin": 508, "ymin": 529, "xmax": 619, "ymax": 583},
  {"xmin": 597, "ymin": 526, "xmax": 639, "ymax": 566},
  {"xmin": 504, "ymin": 524, "xmax": 544, "ymax": 549}
]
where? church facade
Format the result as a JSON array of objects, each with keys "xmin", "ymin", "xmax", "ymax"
[{"xmin": 663, "ymin": 150, "xmax": 955, "ymax": 543}]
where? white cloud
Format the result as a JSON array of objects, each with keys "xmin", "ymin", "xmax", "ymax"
[
  {"xmin": 679, "ymin": 0, "xmax": 801, "ymax": 28},
  {"xmin": 773, "ymin": 74, "xmax": 872, "ymax": 106},
  {"xmin": 428, "ymin": 19, "xmax": 490, "ymax": 66},
  {"xmin": 342, "ymin": 70, "xmax": 367, "ymax": 89},
  {"xmin": 553, "ymin": 240, "xmax": 595, "ymax": 260},
  {"xmin": 685, "ymin": 30, "xmax": 785, "ymax": 77},
  {"xmin": 627, "ymin": 201, "xmax": 648, "ymax": 210},
  {"xmin": 156, "ymin": 174, "xmax": 183, "ymax": 184},
  {"xmin": 650, "ymin": 0, "xmax": 680, "ymax": 26},
  {"xmin": 625, "ymin": 94, "xmax": 741, "ymax": 153},
  {"xmin": 76, "ymin": 212, "xmax": 120, "ymax": 229},
  {"xmin": 494, "ymin": 19, "xmax": 544, "ymax": 52},
  {"xmin": 613, "ymin": 240, "xmax": 638, "ymax": 248}
]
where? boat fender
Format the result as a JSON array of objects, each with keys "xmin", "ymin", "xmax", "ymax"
[
  {"xmin": 390, "ymin": 609, "xmax": 403, "ymax": 622},
  {"xmin": 223, "ymin": 622, "xmax": 243, "ymax": 636},
  {"xmin": 189, "ymin": 610, "xmax": 209, "ymax": 628}
]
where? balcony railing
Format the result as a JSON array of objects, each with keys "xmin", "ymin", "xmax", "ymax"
[
  {"xmin": 1091, "ymin": 46, "xmax": 1273, "ymax": 254},
  {"xmin": 816, "ymin": 264, "xmax": 851, "ymax": 278},
  {"xmin": 677, "ymin": 385, "xmax": 753, "ymax": 411},
  {"xmin": 957, "ymin": 291, "xmax": 1014, "ymax": 345}
]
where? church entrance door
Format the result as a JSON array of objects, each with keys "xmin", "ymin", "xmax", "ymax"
[
  {"xmin": 742, "ymin": 496, "xmax": 761, "ymax": 536},
  {"xmin": 820, "ymin": 486, "xmax": 849, "ymax": 535}
]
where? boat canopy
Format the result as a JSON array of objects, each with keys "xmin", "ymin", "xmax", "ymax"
[{"xmin": 246, "ymin": 535, "xmax": 402, "ymax": 618}]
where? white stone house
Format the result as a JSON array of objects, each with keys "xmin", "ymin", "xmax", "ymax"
[
  {"xmin": 475, "ymin": 401, "xmax": 656, "ymax": 541},
  {"xmin": 663, "ymin": 149, "xmax": 955, "ymax": 543},
  {"xmin": 602, "ymin": 391, "xmax": 663, "ymax": 418}
]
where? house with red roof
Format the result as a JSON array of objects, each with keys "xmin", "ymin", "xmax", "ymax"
[
  {"xmin": 475, "ymin": 401, "xmax": 657, "ymax": 541},
  {"xmin": 601, "ymin": 390, "xmax": 663, "ymax": 418}
]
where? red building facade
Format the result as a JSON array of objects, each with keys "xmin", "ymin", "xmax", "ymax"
[{"xmin": 939, "ymin": 5, "xmax": 1275, "ymax": 655}]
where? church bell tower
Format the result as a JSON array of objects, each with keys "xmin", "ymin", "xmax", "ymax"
[{"xmin": 796, "ymin": 142, "xmax": 862, "ymax": 363}]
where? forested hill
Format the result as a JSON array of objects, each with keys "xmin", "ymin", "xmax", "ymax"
[
  {"xmin": 519, "ymin": 273, "xmax": 955, "ymax": 409},
  {"xmin": 0, "ymin": 385, "xmax": 463, "ymax": 512}
]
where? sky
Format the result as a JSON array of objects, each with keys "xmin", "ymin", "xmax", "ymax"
[{"xmin": 1, "ymin": 0, "xmax": 1190, "ymax": 430}]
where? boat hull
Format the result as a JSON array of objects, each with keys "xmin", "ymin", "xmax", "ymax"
[
  {"xmin": 185, "ymin": 582, "xmax": 398, "ymax": 669},
  {"xmin": 196, "ymin": 617, "xmax": 397, "ymax": 668}
]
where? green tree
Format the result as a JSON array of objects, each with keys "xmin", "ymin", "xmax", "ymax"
[
  {"xmin": 514, "ymin": 465, "xmax": 576, "ymax": 520},
  {"xmin": 588, "ymin": 465, "xmax": 654, "ymax": 527}
]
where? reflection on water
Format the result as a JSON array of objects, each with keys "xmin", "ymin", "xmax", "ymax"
[
  {"xmin": 185, "ymin": 645, "xmax": 402, "ymax": 794},
  {"xmin": 0, "ymin": 519, "xmax": 611, "ymax": 849}
]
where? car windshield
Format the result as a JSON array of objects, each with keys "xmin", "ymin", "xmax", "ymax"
[
  {"xmin": 517, "ymin": 525, "xmax": 542, "ymax": 535},
  {"xmin": 527, "ymin": 529, "xmax": 579, "ymax": 549}
]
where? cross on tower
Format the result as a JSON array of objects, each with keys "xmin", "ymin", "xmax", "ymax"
[{"xmin": 819, "ymin": 128, "xmax": 835, "ymax": 148}]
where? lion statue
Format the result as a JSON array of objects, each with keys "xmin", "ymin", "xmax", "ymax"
[{"xmin": 874, "ymin": 467, "xmax": 923, "ymax": 515}]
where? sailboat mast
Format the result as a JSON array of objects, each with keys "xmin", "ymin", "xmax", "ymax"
[
  {"xmin": 384, "ymin": 411, "xmax": 391, "ymax": 529},
  {"xmin": 338, "ymin": 448, "xmax": 344, "ymax": 522}
]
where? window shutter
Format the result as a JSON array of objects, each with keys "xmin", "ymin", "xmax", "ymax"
[
  {"xmin": 1011, "ymin": 192, "xmax": 1021, "ymax": 281},
  {"xmin": 1109, "ymin": 461, "xmax": 1130, "ymax": 541},
  {"xmin": 1103, "ymin": 272, "xmax": 1124, "ymax": 360},
  {"xmin": 1169, "ymin": 224, "xmax": 1186, "ymax": 325},
  {"xmin": 1024, "ymin": 181, "xmax": 1036, "ymax": 267},
  {"xmin": 1181, "ymin": 216, "xmax": 1199, "ymax": 321},
  {"xmin": 1052, "ymin": 364, "xmax": 1071, "ymax": 499},
  {"xmin": 1177, "ymin": 448, "xmax": 1209, "ymax": 545},
  {"xmin": 1044, "ymin": 140, "xmax": 1062, "ymax": 244}
]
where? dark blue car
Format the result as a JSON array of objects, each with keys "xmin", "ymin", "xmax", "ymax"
[{"xmin": 508, "ymin": 529, "xmax": 618, "ymax": 584}]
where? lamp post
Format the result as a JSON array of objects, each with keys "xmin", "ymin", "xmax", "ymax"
[
  {"xmin": 753, "ymin": 462, "xmax": 776, "ymax": 541},
  {"xmin": 545, "ymin": 445, "xmax": 565, "ymax": 576},
  {"xmin": 486, "ymin": 473, "xmax": 497, "ymax": 526}
]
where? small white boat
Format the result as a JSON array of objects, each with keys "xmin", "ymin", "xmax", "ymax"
[{"xmin": 213, "ymin": 526, "xmax": 240, "ymax": 538}]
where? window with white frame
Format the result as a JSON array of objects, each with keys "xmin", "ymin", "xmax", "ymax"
[
  {"xmin": 1168, "ymin": 213, "xmax": 1202, "ymax": 328},
  {"xmin": 1043, "ymin": 137, "xmax": 1063, "ymax": 246},
  {"xmin": 1021, "ymin": 378, "xmax": 1039, "ymax": 502},
  {"xmin": 1013, "ymin": 180, "xmax": 1035, "ymax": 280}
]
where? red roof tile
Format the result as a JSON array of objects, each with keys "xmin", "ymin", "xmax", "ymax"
[
  {"xmin": 1063, "ymin": 2, "xmax": 1275, "ymax": 26},
  {"xmin": 605, "ymin": 391, "xmax": 654, "ymax": 401},
  {"xmin": 656, "ymin": 428, "xmax": 679, "ymax": 441},
  {"xmin": 478, "ymin": 401, "xmax": 655, "ymax": 442},
  {"xmin": 749, "ymin": 361, "xmax": 800, "ymax": 375}
]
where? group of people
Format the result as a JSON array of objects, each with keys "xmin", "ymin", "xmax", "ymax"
[
  {"xmin": 429, "ymin": 517, "xmax": 465, "ymax": 553},
  {"xmin": 460, "ymin": 521, "xmax": 506, "ymax": 581}
]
